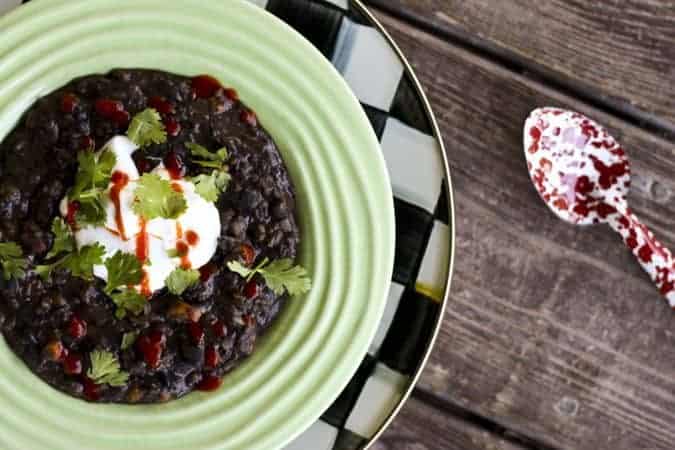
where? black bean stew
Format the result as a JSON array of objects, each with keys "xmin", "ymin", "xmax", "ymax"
[{"xmin": 0, "ymin": 69, "xmax": 299, "ymax": 403}]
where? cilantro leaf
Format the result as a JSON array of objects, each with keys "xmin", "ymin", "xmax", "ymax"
[
  {"xmin": 69, "ymin": 149, "xmax": 116, "ymax": 226},
  {"xmin": 63, "ymin": 244, "xmax": 105, "ymax": 280},
  {"xmin": 165, "ymin": 268, "xmax": 200, "ymax": 295},
  {"xmin": 127, "ymin": 108, "xmax": 167, "ymax": 148},
  {"xmin": 227, "ymin": 257, "xmax": 311, "ymax": 296},
  {"xmin": 133, "ymin": 173, "xmax": 187, "ymax": 220},
  {"xmin": 121, "ymin": 331, "xmax": 140, "ymax": 350},
  {"xmin": 37, "ymin": 244, "xmax": 105, "ymax": 281},
  {"xmin": 46, "ymin": 218, "xmax": 75, "ymax": 259},
  {"xmin": 0, "ymin": 242, "xmax": 27, "ymax": 281},
  {"xmin": 193, "ymin": 170, "xmax": 231, "ymax": 202},
  {"xmin": 87, "ymin": 350, "xmax": 129, "ymax": 387},
  {"xmin": 110, "ymin": 288, "xmax": 146, "ymax": 319},
  {"xmin": 186, "ymin": 143, "xmax": 228, "ymax": 165},
  {"xmin": 104, "ymin": 251, "xmax": 143, "ymax": 294}
]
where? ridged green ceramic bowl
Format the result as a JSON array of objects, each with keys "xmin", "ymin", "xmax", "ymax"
[{"xmin": 0, "ymin": 1, "xmax": 395, "ymax": 449}]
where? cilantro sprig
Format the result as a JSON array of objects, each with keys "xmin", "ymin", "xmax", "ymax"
[
  {"xmin": 165, "ymin": 268, "xmax": 200, "ymax": 295},
  {"xmin": 46, "ymin": 217, "xmax": 76, "ymax": 259},
  {"xmin": 101, "ymin": 251, "xmax": 146, "ymax": 319},
  {"xmin": 133, "ymin": 173, "xmax": 187, "ymax": 220},
  {"xmin": 36, "ymin": 243, "xmax": 105, "ymax": 281},
  {"xmin": 87, "ymin": 350, "xmax": 129, "ymax": 387},
  {"xmin": 69, "ymin": 149, "xmax": 116, "ymax": 225},
  {"xmin": 186, "ymin": 143, "xmax": 231, "ymax": 202},
  {"xmin": 110, "ymin": 288, "xmax": 146, "ymax": 319},
  {"xmin": 227, "ymin": 258, "xmax": 311, "ymax": 296},
  {"xmin": 104, "ymin": 251, "xmax": 143, "ymax": 294},
  {"xmin": 127, "ymin": 108, "xmax": 167, "ymax": 148},
  {"xmin": 0, "ymin": 242, "xmax": 27, "ymax": 281}
]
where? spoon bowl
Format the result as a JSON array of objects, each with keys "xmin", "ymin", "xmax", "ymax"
[
  {"xmin": 524, "ymin": 107, "xmax": 630, "ymax": 225},
  {"xmin": 524, "ymin": 107, "xmax": 675, "ymax": 307}
]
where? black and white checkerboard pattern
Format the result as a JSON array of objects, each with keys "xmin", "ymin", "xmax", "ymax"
[{"xmin": 5, "ymin": 1, "xmax": 452, "ymax": 448}]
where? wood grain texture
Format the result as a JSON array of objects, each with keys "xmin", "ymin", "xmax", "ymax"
[
  {"xmin": 369, "ymin": 0, "xmax": 675, "ymax": 131},
  {"xmin": 372, "ymin": 9, "xmax": 675, "ymax": 450},
  {"xmin": 374, "ymin": 396, "xmax": 526, "ymax": 450}
]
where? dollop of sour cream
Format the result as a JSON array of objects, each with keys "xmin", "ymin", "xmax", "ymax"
[{"xmin": 60, "ymin": 136, "xmax": 221, "ymax": 294}]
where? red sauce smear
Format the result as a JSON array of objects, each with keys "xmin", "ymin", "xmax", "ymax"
[
  {"xmin": 140, "ymin": 270, "xmax": 152, "ymax": 297},
  {"xmin": 175, "ymin": 222, "xmax": 183, "ymax": 239},
  {"xmin": 136, "ymin": 219, "xmax": 149, "ymax": 263},
  {"xmin": 110, "ymin": 171, "xmax": 130, "ymax": 240},
  {"xmin": 185, "ymin": 230, "xmax": 199, "ymax": 246},
  {"xmin": 171, "ymin": 182, "xmax": 183, "ymax": 193}
]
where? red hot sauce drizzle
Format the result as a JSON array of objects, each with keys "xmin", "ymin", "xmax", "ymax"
[{"xmin": 110, "ymin": 171, "xmax": 130, "ymax": 240}]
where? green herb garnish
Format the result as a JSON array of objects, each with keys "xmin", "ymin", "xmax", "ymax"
[
  {"xmin": 110, "ymin": 288, "xmax": 146, "ymax": 319},
  {"xmin": 127, "ymin": 108, "xmax": 167, "ymax": 148},
  {"xmin": 193, "ymin": 171, "xmax": 231, "ymax": 203},
  {"xmin": 69, "ymin": 149, "xmax": 116, "ymax": 225},
  {"xmin": 165, "ymin": 268, "xmax": 200, "ymax": 295},
  {"xmin": 45, "ymin": 218, "xmax": 76, "ymax": 259},
  {"xmin": 227, "ymin": 258, "xmax": 311, "ymax": 296},
  {"xmin": 87, "ymin": 350, "xmax": 129, "ymax": 387},
  {"xmin": 0, "ymin": 242, "xmax": 27, "ymax": 281},
  {"xmin": 36, "ymin": 243, "xmax": 105, "ymax": 281},
  {"xmin": 103, "ymin": 251, "xmax": 143, "ymax": 294},
  {"xmin": 121, "ymin": 331, "xmax": 140, "ymax": 351},
  {"xmin": 186, "ymin": 143, "xmax": 230, "ymax": 202},
  {"xmin": 133, "ymin": 173, "xmax": 187, "ymax": 220}
]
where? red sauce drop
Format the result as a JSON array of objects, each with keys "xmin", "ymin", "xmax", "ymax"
[
  {"xmin": 212, "ymin": 320, "xmax": 226, "ymax": 338},
  {"xmin": 240, "ymin": 244, "xmax": 255, "ymax": 266},
  {"xmin": 148, "ymin": 96, "xmax": 175, "ymax": 115},
  {"xmin": 165, "ymin": 118, "xmax": 181, "ymax": 137},
  {"xmin": 244, "ymin": 280, "xmax": 259, "ymax": 299},
  {"xmin": 110, "ymin": 171, "xmax": 130, "ymax": 240},
  {"xmin": 80, "ymin": 135, "xmax": 95, "ymax": 151},
  {"xmin": 176, "ymin": 241, "xmax": 191, "ymax": 269},
  {"xmin": 204, "ymin": 346, "xmax": 219, "ymax": 369},
  {"xmin": 240, "ymin": 109, "xmax": 257, "ymax": 126},
  {"xmin": 191, "ymin": 75, "xmax": 223, "ymax": 99},
  {"xmin": 175, "ymin": 222, "xmax": 183, "ymax": 239},
  {"xmin": 171, "ymin": 182, "xmax": 183, "ymax": 193},
  {"xmin": 196, "ymin": 375, "xmax": 222, "ymax": 391},
  {"xmin": 188, "ymin": 322, "xmax": 204, "ymax": 345},
  {"xmin": 68, "ymin": 315, "xmax": 87, "ymax": 339},
  {"xmin": 626, "ymin": 236, "xmax": 639, "ymax": 250},
  {"xmin": 136, "ymin": 219, "xmax": 149, "ymax": 263},
  {"xmin": 63, "ymin": 353, "xmax": 83, "ymax": 375},
  {"xmin": 61, "ymin": 93, "xmax": 79, "ymax": 114},
  {"xmin": 596, "ymin": 203, "xmax": 617, "ymax": 219},
  {"xmin": 163, "ymin": 150, "xmax": 185, "ymax": 180},
  {"xmin": 66, "ymin": 201, "xmax": 80, "ymax": 226},
  {"xmin": 199, "ymin": 263, "xmax": 216, "ymax": 282},
  {"xmin": 185, "ymin": 230, "xmax": 199, "ymax": 246},
  {"xmin": 82, "ymin": 377, "xmax": 101, "ymax": 401},
  {"xmin": 95, "ymin": 98, "xmax": 124, "ymax": 118}
]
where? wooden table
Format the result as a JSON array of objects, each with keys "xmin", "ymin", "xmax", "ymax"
[{"xmin": 365, "ymin": 2, "xmax": 675, "ymax": 449}]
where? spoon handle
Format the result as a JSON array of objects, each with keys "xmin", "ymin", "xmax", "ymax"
[{"xmin": 607, "ymin": 205, "xmax": 675, "ymax": 307}]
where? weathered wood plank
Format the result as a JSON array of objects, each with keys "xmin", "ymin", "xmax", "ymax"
[
  {"xmin": 368, "ymin": 0, "xmax": 675, "ymax": 132},
  {"xmin": 374, "ymin": 396, "xmax": 527, "ymax": 450},
  {"xmin": 372, "ymin": 10, "xmax": 675, "ymax": 450}
]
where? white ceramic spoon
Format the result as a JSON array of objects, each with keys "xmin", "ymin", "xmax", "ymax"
[{"xmin": 524, "ymin": 107, "xmax": 675, "ymax": 307}]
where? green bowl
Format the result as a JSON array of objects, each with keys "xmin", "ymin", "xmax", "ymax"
[{"xmin": 0, "ymin": 1, "xmax": 396, "ymax": 449}]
